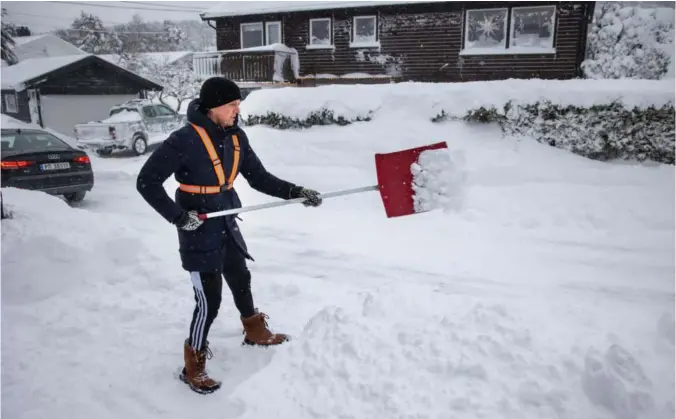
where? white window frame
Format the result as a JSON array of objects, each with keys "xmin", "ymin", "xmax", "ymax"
[
  {"xmin": 509, "ymin": 5, "xmax": 557, "ymax": 53},
  {"xmin": 4, "ymin": 92, "xmax": 17, "ymax": 113},
  {"xmin": 460, "ymin": 7, "xmax": 508, "ymax": 56},
  {"xmin": 240, "ymin": 22, "xmax": 264, "ymax": 49},
  {"xmin": 307, "ymin": 17, "xmax": 334, "ymax": 49},
  {"xmin": 460, "ymin": 6, "xmax": 557, "ymax": 56},
  {"xmin": 265, "ymin": 21, "xmax": 282, "ymax": 45},
  {"xmin": 350, "ymin": 15, "xmax": 380, "ymax": 48}
]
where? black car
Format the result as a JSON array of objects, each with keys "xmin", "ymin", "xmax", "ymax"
[{"xmin": 1, "ymin": 127, "xmax": 94, "ymax": 202}]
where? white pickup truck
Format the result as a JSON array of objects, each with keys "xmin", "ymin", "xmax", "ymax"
[{"xmin": 74, "ymin": 99, "xmax": 185, "ymax": 156}]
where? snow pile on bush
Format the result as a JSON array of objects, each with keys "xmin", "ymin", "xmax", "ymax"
[
  {"xmin": 240, "ymin": 79, "xmax": 675, "ymax": 164},
  {"xmin": 582, "ymin": 2, "xmax": 675, "ymax": 80}
]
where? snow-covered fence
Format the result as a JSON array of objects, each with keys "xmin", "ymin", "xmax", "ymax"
[{"xmin": 192, "ymin": 44, "xmax": 300, "ymax": 83}]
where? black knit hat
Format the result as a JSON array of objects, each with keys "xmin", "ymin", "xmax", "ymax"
[{"xmin": 199, "ymin": 77, "xmax": 241, "ymax": 110}]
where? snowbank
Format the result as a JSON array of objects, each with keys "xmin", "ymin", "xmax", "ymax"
[
  {"xmin": 241, "ymin": 79, "xmax": 674, "ymax": 123},
  {"xmin": 230, "ymin": 298, "xmax": 675, "ymax": 419},
  {"xmin": 241, "ymin": 79, "xmax": 675, "ymax": 163}
]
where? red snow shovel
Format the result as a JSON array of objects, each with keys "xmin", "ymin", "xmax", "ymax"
[{"xmin": 197, "ymin": 141, "xmax": 449, "ymax": 220}]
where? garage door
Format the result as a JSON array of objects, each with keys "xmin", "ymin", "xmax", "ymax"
[{"xmin": 40, "ymin": 94, "xmax": 139, "ymax": 140}]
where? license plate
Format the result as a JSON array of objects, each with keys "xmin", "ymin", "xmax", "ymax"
[{"xmin": 40, "ymin": 162, "xmax": 70, "ymax": 171}]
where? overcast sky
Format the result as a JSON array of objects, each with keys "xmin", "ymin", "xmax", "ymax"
[{"xmin": 3, "ymin": 1, "xmax": 215, "ymax": 33}]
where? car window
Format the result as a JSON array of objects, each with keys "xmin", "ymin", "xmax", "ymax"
[
  {"xmin": 155, "ymin": 105, "xmax": 176, "ymax": 116},
  {"xmin": 142, "ymin": 106, "xmax": 157, "ymax": 118},
  {"xmin": 1, "ymin": 131, "xmax": 71, "ymax": 153}
]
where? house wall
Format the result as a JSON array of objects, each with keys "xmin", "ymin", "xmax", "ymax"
[
  {"xmin": 36, "ymin": 59, "xmax": 150, "ymax": 95},
  {"xmin": 213, "ymin": 1, "xmax": 593, "ymax": 82},
  {"xmin": 0, "ymin": 90, "xmax": 31, "ymax": 123}
]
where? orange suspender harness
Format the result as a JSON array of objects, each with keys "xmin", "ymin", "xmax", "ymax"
[{"xmin": 178, "ymin": 123, "xmax": 240, "ymax": 194}]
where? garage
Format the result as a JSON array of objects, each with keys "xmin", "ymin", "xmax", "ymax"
[
  {"xmin": 40, "ymin": 94, "xmax": 138, "ymax": 138},
  {"xmin": 1, "ymin": 55, "xmax": 163, "ymax": 138}
]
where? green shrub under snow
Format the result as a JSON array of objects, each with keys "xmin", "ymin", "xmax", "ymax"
[
  {"xmin": 243, "ymin": 109, "xmax": 372, "ymax": 129},
  {"xmin": 434, "ymin": 101, "xmax": 675, "ymax": 164},
  {"xmin": 244, "ymin": 101, "xmax": 674, "ymax": 165}
]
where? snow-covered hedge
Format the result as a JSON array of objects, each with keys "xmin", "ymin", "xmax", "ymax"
[
  {"xmin": 582, "ymin": 2, "xmax": 675, "ymax": 80},
  {"xmin": 240, "ymin": 80, "xmax": 675, "ymax": 164},
  {"xmin": 469, "ymin": 101, "xmax": 674, "ymax": 164}
]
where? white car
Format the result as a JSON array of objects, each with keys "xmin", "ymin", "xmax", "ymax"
[{"xmin": 74, "ymin": 99, "xmax": 185, "ymax": 156}]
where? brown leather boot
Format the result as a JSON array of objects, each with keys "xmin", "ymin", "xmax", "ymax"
[
  {"xmin": 241, "ymin": 311, "xmax": 289, "ymax": 346},
  {"xmin": 179, "ymin": 339, "xmax": 221, "ymax": 394}
]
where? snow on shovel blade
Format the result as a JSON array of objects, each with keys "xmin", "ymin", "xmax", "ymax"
[
  {"xmin": 411, "ymin": 147, "xmax": 466, "ymax": 214},
  {"xmin": 374, "ymin": 141, "xmax": 450, "ymax": 218}
]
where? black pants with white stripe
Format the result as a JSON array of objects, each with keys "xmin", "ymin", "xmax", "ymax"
[{"xmin": 188, "ymin": 240, "xmax": 256, "ymax": 351}]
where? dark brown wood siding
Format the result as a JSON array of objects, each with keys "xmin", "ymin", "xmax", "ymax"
[
  {"xmin": 35, "ymin": 59, "xmax": 154, "ymax": 95},
  {"xmin": 212, "ymin": 1, "xmax": 593, "ymax": 82},
  {"xmin": 1, "ymin": 90, "xmax": 31, "ymax": 123}
]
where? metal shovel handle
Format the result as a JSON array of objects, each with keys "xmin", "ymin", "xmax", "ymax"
[{"xmin": 197, "ymin": 185, "xmax": 379, "ymax": 220}]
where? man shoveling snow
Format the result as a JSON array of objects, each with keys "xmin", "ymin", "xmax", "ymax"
[{"xmin": 136, "ymin": 77, "xmax": 323, "ymax": 395}]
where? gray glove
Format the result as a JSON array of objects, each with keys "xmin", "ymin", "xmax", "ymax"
[
  {"xmin": 289, "ymin": 186, "xmax": 322, "ymax": 207},
  {"xmin": 174, "ymin": 210, "xmax": 204, "ymax": 231}
]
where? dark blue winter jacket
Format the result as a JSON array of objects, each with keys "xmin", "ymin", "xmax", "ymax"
[{"xmin": 136, "ymin": 98, "xmax": 298, "ymax": 272}]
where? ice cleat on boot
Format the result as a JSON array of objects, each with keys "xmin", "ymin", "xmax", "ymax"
[
  {"xmin": 241, "ymin": 311, "xmax": 289, "ymax": 346},
  {"xmin": 179, "ymin": 339, "xmax": 221, "ymax": 394}
]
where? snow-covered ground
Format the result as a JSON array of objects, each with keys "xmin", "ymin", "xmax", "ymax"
[{"xmin": 1, "ymin": 82, "xmax": 674, "ymax": 419}]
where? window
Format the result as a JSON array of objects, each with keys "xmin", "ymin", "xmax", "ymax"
[
  {"xmin": 308, "ymin": 18, "xmax": 332, "ymax": 48},
  {"xmin": 510, "ymin": 5, "xmax": 556, "ymax": 50},
  {"xmin": 1, "ymin": 131, "xmax": 71, "ymax": 153},
  {"xmin": 351, "ymin": 15, "xmax": 378, "ymax": 47},
  {"xmin": 142, "ymin": 106, "xmax": 157, "ymax": 118},
  {"xmin": 463, "ymin": 8, "xmax": 508, "ymax": 53},
  {"xmin": 154, "ymin": 105, "xmax": 176, "ymax": 116},
  {"xmin": 266, "ymin": 21, "xmax": 281, "ymax": 45},
  {"xmin": 461, "ymin": 6, "xmax": 556, "ymax": 55},
  {"xmin": 241, "ymin": 22, "xmax": 264, "ymax": 49},
  {"xmin": 4, "ymin": 93, "xmax": 17, "ymax": 113}
]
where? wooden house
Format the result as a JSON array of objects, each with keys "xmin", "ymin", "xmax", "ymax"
[{"xmin": 197, "ymin": 1, "xmax": 595, "ymax": 84}]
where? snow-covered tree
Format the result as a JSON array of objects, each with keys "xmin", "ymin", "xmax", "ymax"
[
  {"xmin": 582, "ymin": 2, "xmax": 675, "ymax": 80},
  {"xmin": 57, "ymin": 11, "xmax": 122, "ymax": 54},
  {"xmin": 162, "ymin": 21, "xmax": 187, "ymax": 48},
  {"xmin": 146, "ymin": 59, "xmax": 200, "ymax": 112},
  {"xmin": 1, "ymin": 8, "xmax": 17, "ymax": 65},
  {"xmin": 113, "ymin": 15, "xmax": 188, "ymax": 55}
]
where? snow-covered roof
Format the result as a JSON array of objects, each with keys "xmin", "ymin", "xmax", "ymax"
[
  {"xmin": 12, "ymin": 34, "xmax": 48, "ymax": 45},
  {"xmin": 1, "ymin": 54, "xmax": 88, "ymax": 91},
  {"xmin": 11, "ymin": 34, "xmax": 86, "ymax": 61},
  {"xmin": 1, "ymin": 54, "xmax": 163, "ymax": 92},
  {"xmin": 200, "ymin": 1, "xmax": 428, "ymax": 19}
]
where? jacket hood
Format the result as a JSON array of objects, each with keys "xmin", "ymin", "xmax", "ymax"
[{"xmin": 186, "ymin": 98, "xmax": 239, "ymax": 132}]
